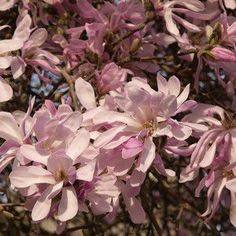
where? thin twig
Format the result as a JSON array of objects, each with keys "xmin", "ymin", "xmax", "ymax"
[
  {"xmin": 111, "ymin": 18, "xmax": 155, "ymax": 47},
  {"xmin": 60, "ymin": 68, "xmax": 79, "ymax": 111}
]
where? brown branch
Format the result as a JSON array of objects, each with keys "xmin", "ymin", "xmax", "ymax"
[
  {"xmin": 1, "ymin": 203, "xmax": 24, "ymax": 207},
  {"xmin": 60, "ymin": 68, "xmax": 79, "ymax": 111},
  {"xmin": 111, "ymin": 17, "xmax": 155, "ymax": 47},
  {"xmin": 141, "ymin": 184, "xmax": 162, "ymax": 236}
]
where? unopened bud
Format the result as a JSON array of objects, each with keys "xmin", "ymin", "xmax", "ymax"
[
  {"xmin": 211, "ymin": 47, "xmax": 236, "ymax": 62},
  {"xmin": 129, "ymin": 38, "xmax": 142, "ymax": 54}
]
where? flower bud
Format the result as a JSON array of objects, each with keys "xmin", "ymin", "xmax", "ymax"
[
  {"xmin": 129, "ymin": 38, "xmax": 142, "ymax": 54},
  {"xmin": 211, "ymin": 47, "xmax": 236, "ymax": 62}
]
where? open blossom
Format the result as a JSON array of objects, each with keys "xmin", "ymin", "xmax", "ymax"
[
  {"xmin": 180, "ymin": 103, "xmax": 236, "ymax": 226},
  {"xmin": 152, "ymin": 0, "xmax": 219, "ymax": 39},
  {"xmin": 7, "ymin": 99, "xmax": 119, "ymax": 222},
  {"xmin": 92, "ymin": 75, "xmax": 197, "ymax": 177},
  {"xmin": 0, "ymin": 0, "xmax": 236, "ymax": 232}
]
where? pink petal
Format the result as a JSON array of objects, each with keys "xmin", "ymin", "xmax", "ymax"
[
  {"xmin": 76, "ymin": 160, "xmax": 96, "ymax": 181},
  {"xmin": 93, "ymin": 110, "xmax": 140, "ymax": 127},
  {"xmin": 0, "ymin": 154, "xmax": 15, "ymax": 173},
  {"xmin": 164, "ymin": 8, "xmax": 179, "ymax": 36},
  {"xmin": 0, "ymin": 112, "xmax": 22, "ymax": 142},
  {"xmin": 9, "ymin": 166, "xmax": 55, "ymax": 188},
  {"xmin": 75, "ymin": 77, "xmax": 96, "ymax": 110},
  {"xmin": 230, "ymin": 192, "xmax": 236, "ymax": 227},
  {"xmin": 130, "ymin": 170, "xmax": 146, "ymax": 187},
  {"xmin": 136, "ymin": 137, "xmax": 156, "ymax": 173},
  {"xmin": 57, "ymin": 186, "xmax": 78, "ymax": 222},
  {"xmin": 66, "ymin": 128, "xmax": 90, "ymax": 161},
  {"xmin": 13, "ymin": 14, "xmax": 31, "ymax": 42},
  {"xmin": 11, "ymin": 56, "xmax": 26, "ymax": 79},
  {"xmin": 29, "ymin": 28, "xmax": 48, "ymax": 47},
  {"xmin": 32, "ymin": 182, "xmax": 63, "ymax": 221},
  {"xmin": 156, "ymin": 73, "xmax": 168, "ymax": 94},
  {"xmin": 0, "ymin": 56, "xmax": 12, "ymax": 69},
  {"xmin": 0, "ymin": 39, "xmax": 23, "ymax": 54},
  {"xmin": 124, "ymin": 196, "xmax": 145, "ymax": 224},
  {"xmin": 177, "ymin": 84, "xmax": 190, "ymax": 106},
  {"xmin": 0, "ymin": 0, "xmax": 16, "ymax": 11},
  {"xmin": 94, "ymin": 125, "xmax": 126, "ymax": 148},
  {"xmin": 47, "ymin": 151, "xmax": 73, "ymax": 174},
  {"xmin": 168, "ymin": 76, "xmax": 180, "ymax": 96},
  {"xmin": 0, "ymin": 78, "xmax": 13, "ymax": 102},
  {"xmin": 226, "ymin": 179, "xmax": 236, "ymax": 192},
  {"xmin": 20, "ymin": 145, "xmax": 49, "ymax": 165}
]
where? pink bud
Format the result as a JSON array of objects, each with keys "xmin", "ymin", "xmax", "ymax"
[{"xmin": 211, "ymin": 47, "xmax": 236, "ymax": 62}]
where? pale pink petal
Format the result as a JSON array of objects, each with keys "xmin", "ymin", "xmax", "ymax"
[
  {"xmin": 226, "ymin": 179, "xmax": 236, "ymax": 192},
  {"xmin": 13, "ymin": 14, "xmax": 32, "ymax": 42},
  {"xmin": 9, "ymin": 166, "xmax": 55, "ymax": 188},
  {"xmin": 113, "ymin": 156, "xmax": 135, "ymax": 176},
  {"xmin": 136, "ymin": 137, "xmax": 155, "ymax": 173},
  {"xmin": 168, "ymin": 76, "xmax": 180, "ymax": 96},
  {"xmin": 76, "ymin": 160, "xmax": 96, "ymax": 181},
  {"xmin": 0, "ymin": 112, "xmax": 22, "ymax": 142},
  {"xmin": 224, "ymin": 0, "xmax": 236, "ymax": 10},
  {"xmin": 156, "ymin": 73, "xmax": 168, "ymax": 94},
  {"xmin": 75, "ymin": 77, "xmax": 96, "ymax": 110},
  {"xmin": 94, "ymin": 125, "xmax": 126, "ymax": 148},
  {"xmin": 230, "ymin": 192, "xmax": 236, "ymax": 227},
  {"xmin": 94, "ymin": 110, "xmax": 140, "ymax": 127},
  {"xmin": 11, "ymin": 56, "xmax": 26, "ymax": 79},
  {"xmin": 66, "ymin": 128, "xmax": 90, "ymax": 161},
  {"xmin": 0, "ymin": 78, "xmax": 13, "ymax": 102},
  {"xmin": 47, "ymin": 152, "xmax": 73, "ymax": 174},
  {"xmin": 130, "ymin": 170, "xmax": 146, "ymax": 187},
  {"xmin": 32, "ymin": 182, "xmax": 63, "ymax": 221},
  {"xmin": 20, "ymin": 145, "xmax": 49, "ymax": 165},
  {"xmin": 32, "ymin": 198, "xmax": 51, "ymax": 222},
  {"xmin": 177, "ymin": 84, "xmax": 190, "ymax": 106},
  {"xmin": 29, "ymin": 28, "xmax": 48, "ymax": 47},
  {"xmin": 0, "ymin": 0, "xmax": 16, "ymax": 11},
  {"xmin": 124, "ymin": 196, "xmax": 145, "ymax": 224},
  {"xmin": 0, "ymin": 39, "xmax": 23, "ymax": 54},
  {"xmin": 0, "ymin": 56, "xmax": 12, "ymax": 69},
  {"xmin": 57, "ymin": 186, "xmax": 78, "ymax": 222},
  {"xmin": 173, "ymin": 14, "xmax": 201, "ymax": 32},
  {"xmin": 164, "ymin": 8, "xmax": 179, "ymax": 36}
]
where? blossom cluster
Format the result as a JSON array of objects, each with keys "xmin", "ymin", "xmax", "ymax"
[{"xmin": 0, "ymin": 0, "xmax": 236, "ymax": 234}]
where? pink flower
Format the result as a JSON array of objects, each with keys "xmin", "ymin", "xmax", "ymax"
[
  {"xmin": 152, "ymin": 0, "xmax": 219, "ymax": 38},
  {"xmin": 93, "ymin": 75, "xmax": 195, "ymax": 175}
]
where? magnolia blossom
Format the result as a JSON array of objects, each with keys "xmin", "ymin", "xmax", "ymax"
[
  {"xmin": 92, "ymin": 75, "xmax": 198, "ymax": 177},
  {"xmin": 180, "ymin": 104, "xmax": 236, "ymax": 226}
]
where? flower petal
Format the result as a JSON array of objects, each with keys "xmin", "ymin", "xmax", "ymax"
[
  {"xmin": 75, "ymin": 77, "xmax": 96, "ymax": 110},
  {"xmin": 0, "ymin": 112, "xmax": 22, "ymax": 142},
  {"xmin": 66, "ymin": 128, "xmax": 90, "ymax": 161},
  {"xmin": 136, "ymin": 137, "xmax": 155, "ymax": 173},
  {"xmin": 0, "ymin": 78, "xmax": 13, "ymax": 102},
  {"xmin": 9, "ymin": 166, "xmax": 55, "ymax": 188},
  {"xmin": 57, "ymin": 186, "xmax": 78, "ymax": 222}
]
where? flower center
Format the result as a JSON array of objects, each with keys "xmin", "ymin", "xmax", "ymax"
[
  {"xmin": 55, "ymin": 169, "xmax": 68, "ymax": 182},
  {"xmin": 222, "ymin": 170, "xmax": 234, "ymax": 180},
  {"xmin": 143, "ymin": 120, "xmax": 156, "ymax": 136},
  {"xmin": 221, "ymin": 112, "xmax": 236, "ymax": 129}
]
